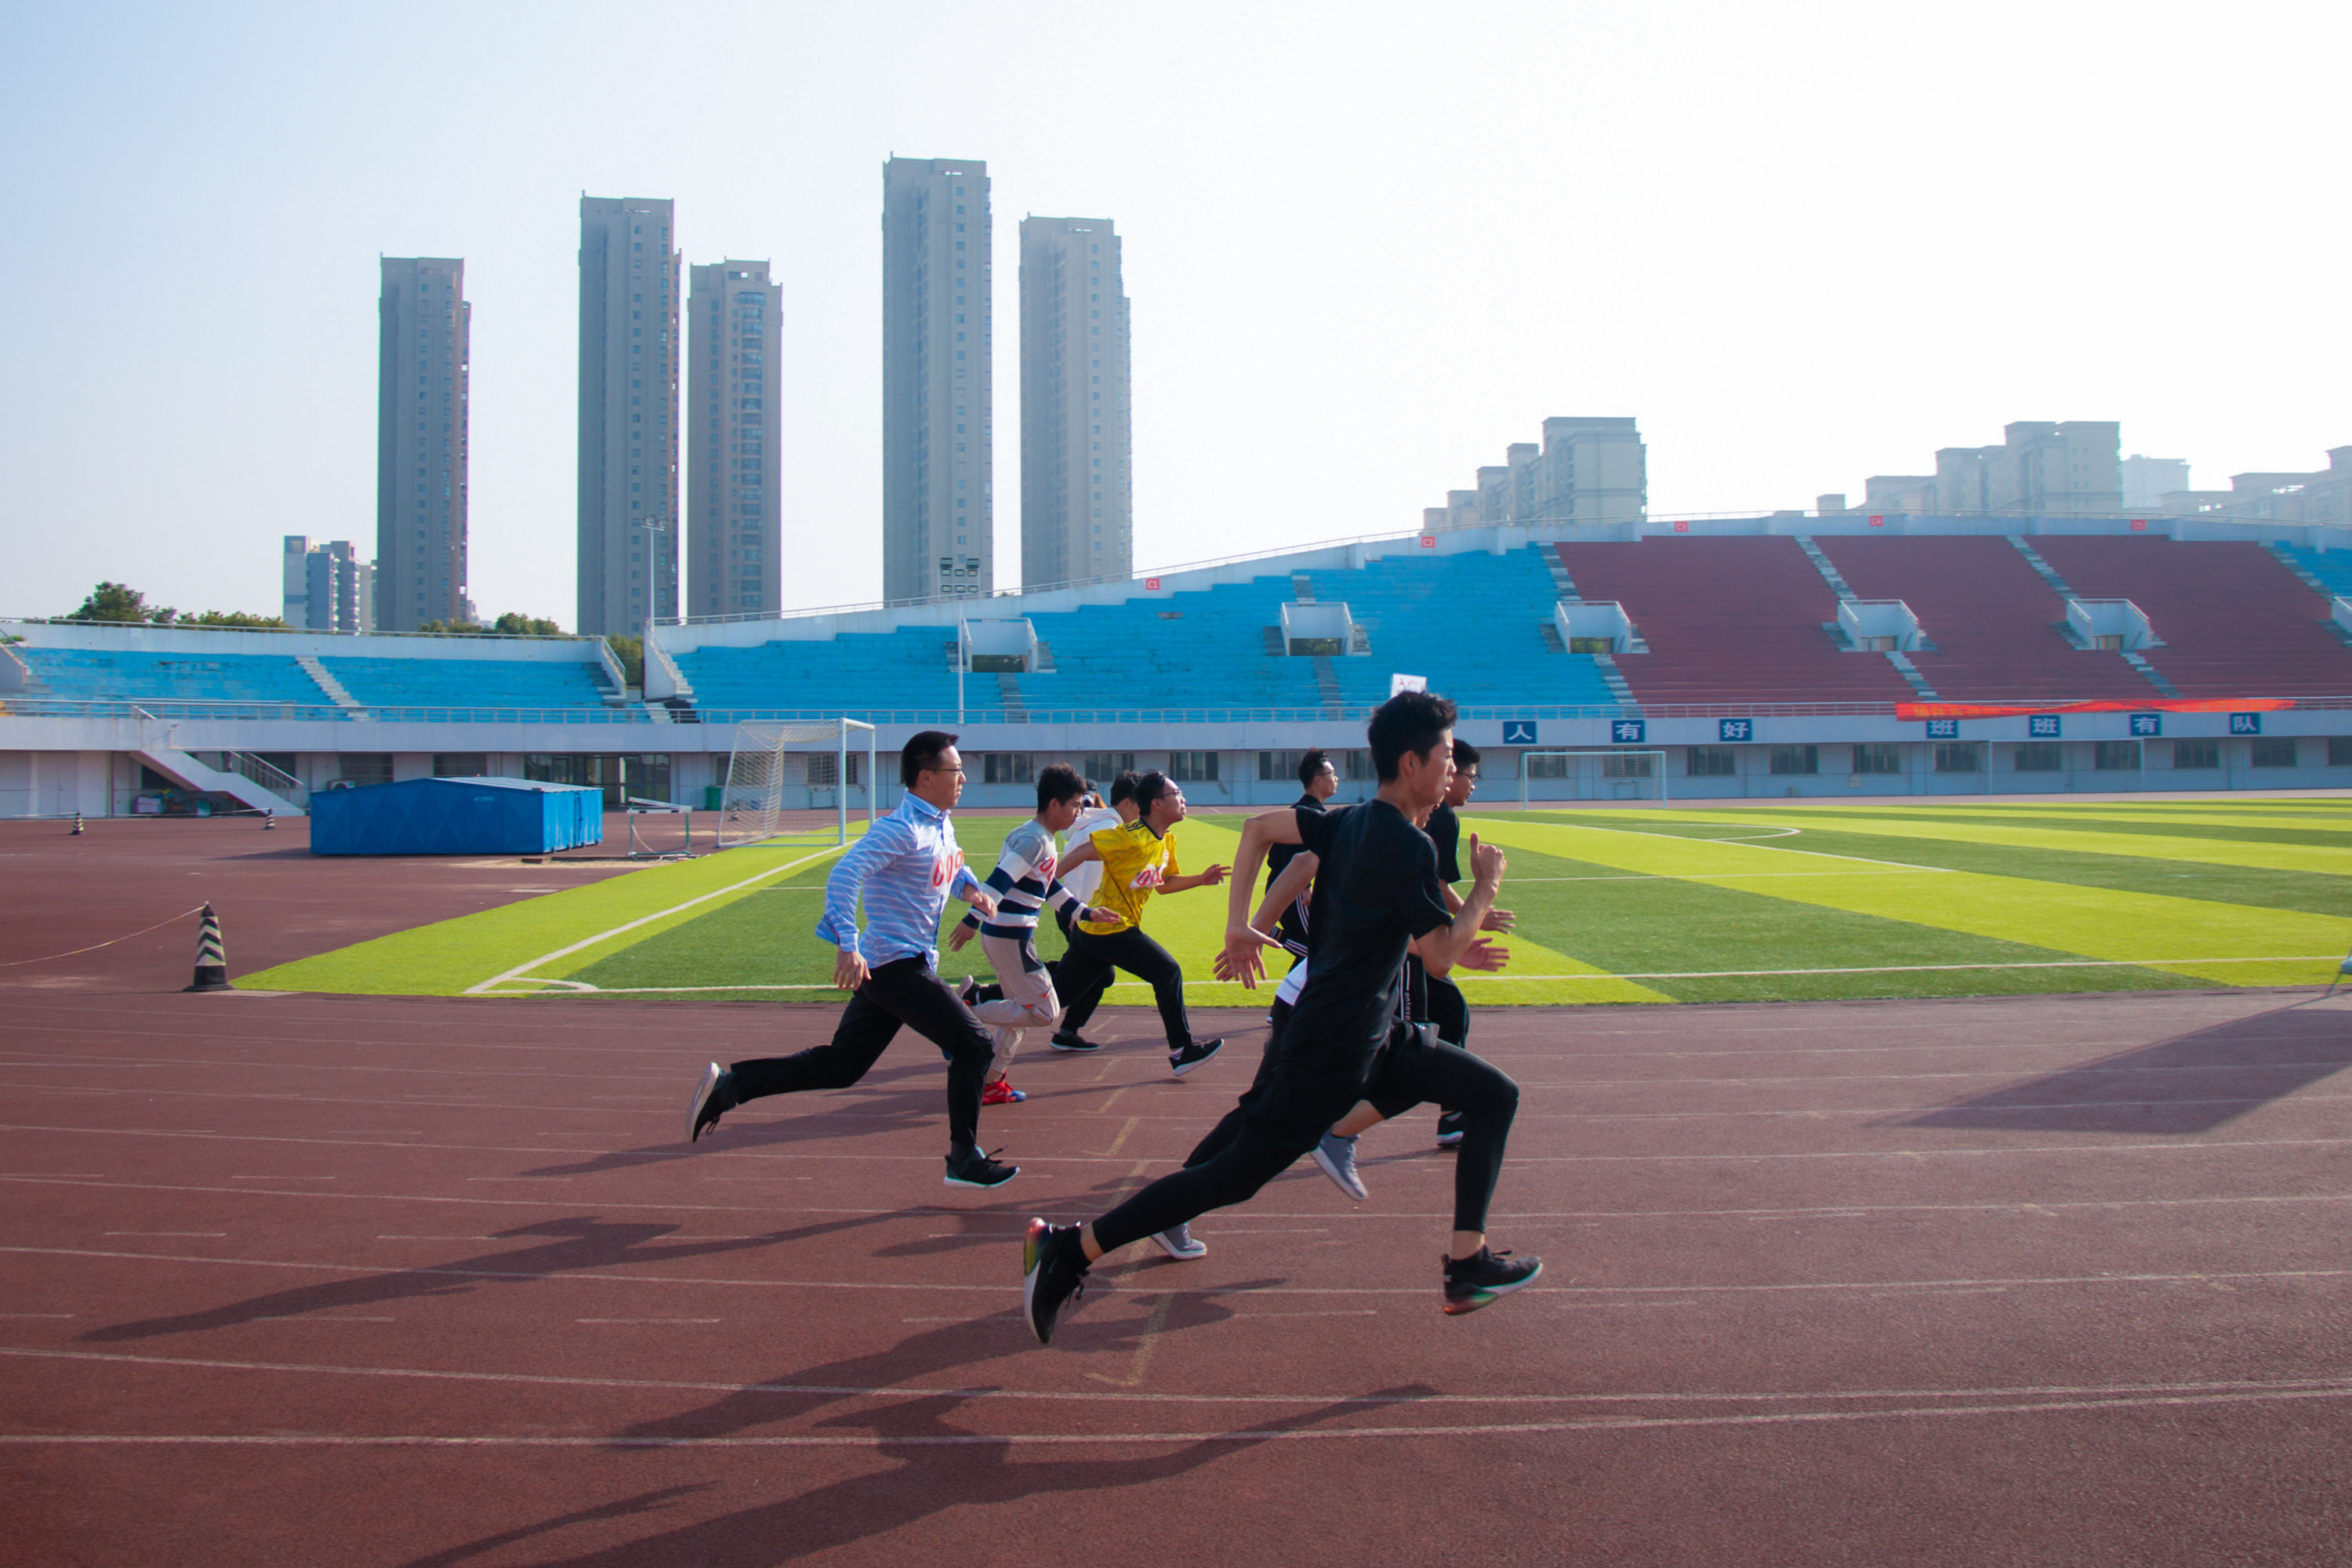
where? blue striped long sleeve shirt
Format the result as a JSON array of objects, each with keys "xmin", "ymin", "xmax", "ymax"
[{"xmin": 815, "ymin": 793, "xmax": 981, "ymax": 968}]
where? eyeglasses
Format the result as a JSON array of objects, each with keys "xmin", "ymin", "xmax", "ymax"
[{"xmin": 925, "ymin": 765, "xmax": 966, "ymax": 776}]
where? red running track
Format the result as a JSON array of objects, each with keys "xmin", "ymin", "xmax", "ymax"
[{"xmin": 5, "ymin": 981, "xmax": 2352, "ymax": 1566}]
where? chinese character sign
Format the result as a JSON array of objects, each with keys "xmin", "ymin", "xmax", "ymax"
[
  {"xmin": 2129, "ymin": 713, "xmax": 2162, "ymax": 738},
  {"xmin": 2029, "ymin": 715, "xmax": 2061, "ymax": 738},
  {"xmin": 1719, "ymin": 718, "xmax": 1753, "ymax": 742},
  {"xmin": 1612, "ymin": 720, "xmax": 1647, "ymax": 744},
  {"xmin": 2230, "ymin": 713, "xmax": 2262, "ymax": 736},
  {"xmin": 1926, "ymin": 719, "xmax": 1960, "ymax": 739},
  {"xmin": 1502, "ymin": 721, "xmax": 1538, "ymax": 746}
]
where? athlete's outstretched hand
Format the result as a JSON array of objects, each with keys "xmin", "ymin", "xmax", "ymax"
[
  {"xmin": 946, "ymin": 923, "xmax": 975, "ymax": 952},
  {"xmin": 833, "ymin": 949, "xmax": 869, "ymax": 993},
  {"xmin": 965, "ymin": 887, "xmax": 999, "ymax": 917},
  {"xmin": 1200, "ymin": 862, "xmax": 1230, "ymax": 886},
  {"xmin": 1480, "ymin": 906, "xmax": 1517, "ymax": 933},
  {"xmin": 1469, "ymin": 833, "xmax": 1507, "ymax": 886},
  {"xmin": 1456, "ymin": 936, "xmax": 1510, "ymax": 973},
  {"xmin": 1221, "ymin": 921, "xmax": 1276, "ymax": 989}
]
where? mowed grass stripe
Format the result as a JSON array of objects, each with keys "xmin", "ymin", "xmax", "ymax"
[
  {"xmin": 1769, "ymin": 807, "xmax": 2352, "ymax": 851},
  {"xmin": 1466, "ymin": 816, "xmax": 2350, "ymax": 988},
  {"xmin": 1508, "ymin": 814, "xmax": 2352, "ymax": 921},
  {"xmin": 1441, "ymin": 838, "xmax": 2206, "ymax": 1004},
  {"xmin": 244, "ymin": 837, "xmax": 858, "ymax": 996}
]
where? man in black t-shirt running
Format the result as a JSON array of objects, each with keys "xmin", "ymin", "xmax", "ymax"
[
  {"xmin": 1019, "ymin": 691, "xmax": 1539, "ymax": 1343},
  {"xmin": 1266, "ymin": 748, "xmax": 1337, "ymax": 964}
]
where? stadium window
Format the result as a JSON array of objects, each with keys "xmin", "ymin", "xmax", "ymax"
[
  {"xmin": 807, "ymin": 753, "xmax": 839, "ymax": 789},
  {"xmin": 333, "ymin": 753, "xmax": 395, "ymax": 789},
  {"xmin": 1933, "ymin": 742, "xmax": 1984, "ymax": 773},
  {"xmin": 1524, "ymin": 753, "xmax": 1570, "ymax": 781},
  {"xmin": 1082, "ymin": 752, "xmax": 1135, "ymax": 785},
  {"xmin": 432, "ymin": 753, "xmax": 488, "ymax": 779},
  {"xmin": 1685, "ymin": 746, "xmax": 1737, "ymax": 778},
  {"xmin": 2332, "ymin": 738, "xmax": 2352, "ymax": 767},
  {"xmin": 1167, "ymin": 751, "xmax": 1220, "ymax": 784},
  {"xmin": 2172, "ymin": 739, "xmax": 2221, "ymax": 769},
  {"xmin": 1769, "ymin": 745, "xmax": 1818, "ymax": 776},
  {"xmin": 1258, "ymin": 750, "xmax": 1301, "ymax": 782},
  {"xmin": 981, "ymin": 753, "xmax": 1035, "ymax": 786},
  {"xmin": 1341, "ymin": 750, "xmax": 1374, "ymax": 782},
  {"xmin": 2094, "ymin": 741, "xmax": 2142, "ymax": 771},
  {"xmin": 2012, "ymin": 742, "xmax": 2063, "ymax": 772},
  {"xmin": 1601, "ymin": 753, "xmax": 1653, "ymax": 779},
  {"xmin": 1852, "ymin": 743, "xmax": 1904, "ymax": 775},
  {"xmin": 2251, "ymin": 738, "xmax": 2300, "ymax": 768}
]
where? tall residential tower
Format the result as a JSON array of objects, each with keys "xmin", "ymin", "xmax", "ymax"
[
  {"xmin": 688, "ymin": 260, "xmax": 782, "ymax": 619},
  {"xmin": 578, "ymin": 196, "xmax": 681, "ymax": 636},
  {"xmin": 881, "ymin": 157, "xmax": 992, "ymax": 603},
  {"xmin": 376, "ymin": 257, "xmax": 469, "ymax": 630},
  {"xmin": 1019, "ymin": 216, "xmax": 1131, "ymax": 589}
]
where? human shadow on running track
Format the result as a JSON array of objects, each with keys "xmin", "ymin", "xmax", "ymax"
[
  {"xmin": 396, "ymin": 1380, "xmax": 1428, "ymax": 1568},
  {"xmin": 77, "ymin": 1215, "xmax": 887, "ymax": 1343},
  {"xmin": 1904, "ymin": 1002, "xmax": 2352, "ymax": 1135}
]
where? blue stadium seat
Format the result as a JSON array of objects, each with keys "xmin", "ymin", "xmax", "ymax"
[
  {"xmin": 317, "ymin": 656, "xmax": 614, "ymax": 710},
  {"xmin": 21, "ymin": 648, "xmax": 328, "ymax": 706}
]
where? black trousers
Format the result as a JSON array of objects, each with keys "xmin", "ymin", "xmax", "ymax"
[
  {"xmin": 728, "ymin": 956, "xmax": 992, "ymax": 1154},
  {"xmin": 1051, "ymin": 921, "xmax": 1194, "ymax": 1049},
  {"xmin": 1099, "ymin": 1018, "xmax": 1519, "ymax": 1250},
  {"xmin": 1044, "ymin": 903, "xmax": 1113, "ymax": 1031}
]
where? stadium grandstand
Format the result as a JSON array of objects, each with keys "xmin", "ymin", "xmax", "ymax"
[{"xmin": 5, "ymin": 513, "xmax": 2352, "ymax": 819}]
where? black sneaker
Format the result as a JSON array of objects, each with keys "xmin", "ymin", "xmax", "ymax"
[
  {"xmin": 685, "ymin": 1062, "xmax": 736, "ymax": 1144},
  {"xmin": 1022, "ymin": 1218, "xmax": 1090, "ymax": 1345},
  {"xmin": 1435, "ymin": 1109, "xmax": 1466, "ymax": 1148},
  {"xmin": 957, "ymin": 975, "xmax": 980, "ymax": 1008},
  {"xmin": 1169, "ymin": 1038, "xmax": 1223, "ymax": 1077},
  {"xmin": 945, "ymin": 1146, "xmax": 1019, "ymax": 1189},
  {"xmin": 1048, "ymin": 1031, "xmax": 1102, "ymax": 1054},
  {"xmin": 1442, "ymin": 1247, "xmax": 1544, "ymax": 1316}
]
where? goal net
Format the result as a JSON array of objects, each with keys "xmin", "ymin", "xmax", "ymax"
[
  {"xmin": 1518, "ymin": 749, "xmax": 1671, "ymax": 807},
  {"xmin": 718, "ymin": 718, "xmax": 880, "ymax": 848}
]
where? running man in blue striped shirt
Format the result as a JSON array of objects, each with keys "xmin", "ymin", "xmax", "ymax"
[
  {"xmin": 947, "ymin": 763, "xmax": 1116, "ymax": 1104},
  {"xmin": 684, "ymin": 731, "xmax": 1019, "ymax": 1190}
]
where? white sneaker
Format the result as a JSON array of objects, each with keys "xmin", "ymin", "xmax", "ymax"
[
  {"xmin": 1152, "ymin": 1222, "xmax": 1207, "ymax": 1260},
  {"xmin": 1313, "ymin": 1132, "xmax": 1369, "ymax": 1200}
]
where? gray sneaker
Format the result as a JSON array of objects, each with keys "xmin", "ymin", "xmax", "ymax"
[
  {"xmin": 1312, "ymin": 1131, "xmax": 1368, "ymax": 1200},
  {"xmin": 1151, "ymin": 1222, "xmax": 1207, "ymax": 1260}
]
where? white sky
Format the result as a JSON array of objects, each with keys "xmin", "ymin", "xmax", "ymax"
[{"xmin": 5, "ymin": 2, "xmax": 2345, "ymax": 626}]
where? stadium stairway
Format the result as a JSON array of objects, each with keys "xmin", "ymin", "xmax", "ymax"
[
  {"xmin": 1815, "ymin": 535, "xmax": 2158, "ymax": 702},
  {"xmin": 1555, "ymin": 537, "xmax": 1915, "ymax": 706},
  {"xmin": 2029, "ymin": 537, "xmax": 2352, "ymax": 698}
]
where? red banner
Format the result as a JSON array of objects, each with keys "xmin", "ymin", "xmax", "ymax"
[{"xmin": 1896, "ymin": 698, "xmax": 2297, "ymax": 720}]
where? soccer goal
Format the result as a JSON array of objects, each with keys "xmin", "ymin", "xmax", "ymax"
[
  {"xmin": 1519, "ymin": 749, "xmax": 1671, "ymax": 807},
  {"xmin": 718, "ymin": 718, "xmax": 879, "ymax": 848}
]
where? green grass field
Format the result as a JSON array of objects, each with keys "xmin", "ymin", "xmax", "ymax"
[{"xmin": 243, "ymin": 797, "xmax": 2352, "ymax": 1007}]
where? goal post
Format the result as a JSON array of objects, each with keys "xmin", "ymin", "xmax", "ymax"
[
  {"xmin": 718, "ymin": 718, "xmax": 879, "ymax": 848},
  {"xmin": 1518, "ymin": 748, "xmax": 1670, "ymax": 808}
]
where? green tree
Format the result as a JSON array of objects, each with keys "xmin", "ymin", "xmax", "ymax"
[
  {"xmin": 604, "ymin": 633, "xmax": 644, "ymax": 688},
  {"xmin": 183, "ymin": 610, "xmax": 290, "ymax": 629},
  {"xmin": 489, "ymin": 612, "xmax": 564, "ymax": 637},
  {"xmin": 67, "ymin": 582, "xmax": 174, "ymax": 623}
]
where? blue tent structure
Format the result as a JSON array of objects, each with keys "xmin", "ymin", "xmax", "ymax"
[{"xmin": 308, "ymin": 777, "xmax": 604, "ymax": 856}]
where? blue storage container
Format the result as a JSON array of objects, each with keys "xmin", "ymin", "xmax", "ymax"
[{"xmin": 307, "ymin": 777, "xmax": 604, "ymax": 856}]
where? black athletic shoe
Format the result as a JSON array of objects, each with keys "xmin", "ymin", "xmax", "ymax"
[
  {"xmin": 945, "ymin": 1146, "xmax": 1019, "ymax": 1189},
  {"xmin": 1169, "ymin": 1037, "xmax": 1223, "ymax": 1077},
  {"xmin": 1048, "ymin": 1031, "xmax": 1102, "ymax": 1054},
  {"xmin": 1022, "ymin": 1218, "xmax": 1090, "ymax": 1345},
  {"xmin": 685, "ymin": 1062, "xmax": 736, "ymax": 1143},
  {"xmin": 1435, "ymin": 1109, "xmax": 1466, "ymax": 1148},
  {"xmin": 957, "ymin": 975, "xmax": 980, "ymax": 1008},
  {"xmin": 1442, "ymin": 1247, "xmax": 1544, "ymax": 1316}
]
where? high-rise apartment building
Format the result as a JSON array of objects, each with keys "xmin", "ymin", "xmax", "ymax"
[
  {"xmin": 376, "ymin": 257, "xmax": 469, "ymax": 630},
  {"xmin": 881, "ymin": 158, "xmax": 992, "ymax": 603},
  {"xmin": 1019, "ymin": 216, "xmax": 1131, "ymax": 589},
  {"xmin": 578, "ymin": 196, "xmax": 681, "ymax": 636},
  {"xmin": 1933, "ymin": 422, "xmax": 2121, "ymax": 515},
  {"xmin": 282, "ymin": 536, "xmax": 374, "ymax": 632},
  {"xmin": 688, "ymin": 261, "xmax": 782, "ymax": 619},
  {"xmin": 1425, "ymin": 419, "xmax": 1646, "ymax": 529}
]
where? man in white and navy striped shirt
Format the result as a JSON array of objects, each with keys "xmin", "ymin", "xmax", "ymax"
[{"xmin": 684, "ymin": 731, "xmax": 1018, "ymax": 1190}]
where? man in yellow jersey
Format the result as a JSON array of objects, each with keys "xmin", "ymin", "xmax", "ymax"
[{"xmin": 1054, "ymin": 771, "xmax": 1229, "ymax": 1077}]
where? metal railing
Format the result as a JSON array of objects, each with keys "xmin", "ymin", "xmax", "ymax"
[{"xmin": 198, "ymin": 750, "xmax": 310, "ymax": 807}]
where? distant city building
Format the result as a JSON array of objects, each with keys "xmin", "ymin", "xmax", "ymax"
[
  {"xmin": 882, "ymin": 157, "xmax": 993, "ymax": 603},
  {"xmin": 688, "ymin": 260, "xmax": 782, "ymax": 619},
  {"xmin": 1933, "ymin": 422, "xmax": 2121, "ymax": 515},
  {"xmin": 281, "ymin": 537, "xmax": 374, "ymax": 633},
  {"xmin": 1019, "ymin": 216, "xmax": 1131, "ymax": 590},
  {"xmin": 2122, "ymin": 455, "xmax": 2192, "ymax": 513},
  {"xmin": 376, "ymin": 257, "xmax": 470, "ymax": 631},
  {"xmin": 2159, "ymin": 447, "xmax": 2352, "ymax": 526},
  {"xmin": 1816, "ymin": 494, "xmax": 1850, "ymax": 515},
  {"xmin": 578, "ymin": 196, "xmax": 681, "ymax": 636},
  {"xmin": 1427, "ymin": 419, "xmax": 1646, "ymax": 529},
  {"xmin": 1864, "ymin": 475, "xmax": 1938, "ymax": 513}
]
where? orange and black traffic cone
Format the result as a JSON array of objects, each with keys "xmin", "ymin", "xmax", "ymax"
[
  {"xmin": 70, "ymin": 812, "xmax": 84, "ymax": 836},
  {"xmin": 263, "ymin": 809, "xmax": 276, "ymax": 831},
  {"xmin": 183, "ymin": 903, "xmax": 233, "ymax": 993}
]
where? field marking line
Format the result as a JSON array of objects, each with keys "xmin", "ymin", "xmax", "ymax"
[
  {"xmin": 11, "ymin": 1383, "xmax": 2352, "ymax": 1446},
  {"xmin": 1482, "ymin": 816, "xmax": 1955, "ymax": 873},
  {"xmin": 463, "ymin": 844, "xmax": 848, "ymax": 996}
]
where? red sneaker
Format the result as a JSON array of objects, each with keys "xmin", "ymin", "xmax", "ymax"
[{"xmin": 982, "ymin": 1078, "xmax": 1027, "ymax": 1105}]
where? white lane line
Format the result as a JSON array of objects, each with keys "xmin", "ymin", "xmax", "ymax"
[
  {"xmin": 1501, "ymin": 818, "xmax": 1955, "ymax": 873},
  {"xmin": 576, "ymin": 1318, "xmax": 720, "ymax": 1324},
  {"xmin": 10, "ymin": 1244, "xmax": 2350, "ymax": 1302},
  {"xmin": 6, "ymin": 1344, "xmax": 2343, "ymax": 1412},
  {"xmin": 463, "ymin": 844, "xmax": 848, "ymax": 996},
  {"xmin": 253, "ymin": 1316, "xmax": 393, "ymax": 1323},
  {"xmin": 104, "ymin": 1232, "xmax": 225, "ymax": 1238},
  {"xmin": 11, "ymin": 1385, "xmax": 2352, "ymax": 1446}
]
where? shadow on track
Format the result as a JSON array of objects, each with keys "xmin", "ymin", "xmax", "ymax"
[{"xmin": 1903, "ymin": 1000, "xmax": 2352, "ymax": 1134}]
